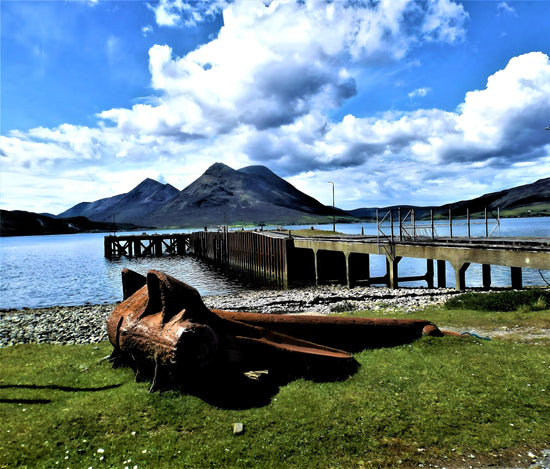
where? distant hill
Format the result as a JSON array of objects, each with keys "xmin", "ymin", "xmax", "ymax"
[
  {"xmin": 58, "ymin": 163, "xmax": 356, "ymax": 229},
  {"xmin": 57, "ymin": 178, "xmax": 180, "ymax": 225},
  {"xmin": 440, "ymin": 177, "xmax": 550, "ymax": 218},
  {"xmin": 0, "ymin": 210, "xmax": 139, "ymax": 237},
  {"xmin": 348, "ymin": 177, "xmax": 550, "ymax": 220}
]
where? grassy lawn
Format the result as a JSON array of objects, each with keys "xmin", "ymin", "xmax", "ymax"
[{"xmin": 1, "ymin": 297, "xmax": 549, "ymax": 468}]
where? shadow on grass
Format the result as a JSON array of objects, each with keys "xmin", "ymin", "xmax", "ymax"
[
  {"xmin": 0, "ymin": 383, "xmax": 122, "ymax": 392},
  {"xmin": 0, "ymin": 383, "xmax": 123, "ymax": 405},
  {"xmin": 155, "ymin": 357, "xmax": 359, "ymax": 410}
]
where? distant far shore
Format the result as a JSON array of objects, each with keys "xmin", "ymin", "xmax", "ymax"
[{"xmin": 2, "ymin": 206, "xmax": 550, "ymax": 237}]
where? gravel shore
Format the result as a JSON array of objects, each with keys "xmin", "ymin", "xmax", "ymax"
[{"xmin": 0, "ymin": 285, "xmax": 460, "ymax": 347}]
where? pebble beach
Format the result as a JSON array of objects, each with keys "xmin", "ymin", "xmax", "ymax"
[{"xmin": 0, "ymin": 285, "xmax": 459, "ymax": 347}]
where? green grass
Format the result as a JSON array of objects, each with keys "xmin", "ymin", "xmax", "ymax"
[
  {"xmin": 497, "ymin": 203, "xmax": 550, "ymax": 218},
  {"xmin": 338, "ymin": 302, "xmax": 550, "ymax": 336},
  {"xmin": 445, "ymin": 288, "xmax": 550, "ymax": 312},
  {"xmin": 1, "ymin": 324, "xmax": 549, "ymax": 468}
]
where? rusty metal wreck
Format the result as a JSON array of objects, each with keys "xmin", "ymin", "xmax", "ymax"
[{"xmin": 107, "ymin": 269, "xmax": 462, "ymax": 398}]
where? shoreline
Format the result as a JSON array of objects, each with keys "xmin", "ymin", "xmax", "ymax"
[{"xmin": 0, "ymin": 284, "xmax": 461, "ymax": 347}]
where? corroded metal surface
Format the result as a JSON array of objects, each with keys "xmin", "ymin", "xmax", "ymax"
[{"xmin": 107, "ymin": 269, "xmax": 459, "ymax": 394}]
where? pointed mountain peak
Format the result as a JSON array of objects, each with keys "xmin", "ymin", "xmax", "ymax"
[
  {"xmin": 133, "ymin": 178, "xmax": 163, "ymax": 190},
  {"xmin": 130, "ymin": 178, "xmax": 179, "ymax": 194},
  {"xmin": 203, "ymin": 162, "xmax": 236, "ymax": 177}
]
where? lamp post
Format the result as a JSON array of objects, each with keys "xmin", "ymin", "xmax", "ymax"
[{"xmin": 328, "ymin": 181, "xmax": 335, "ymax": 232}]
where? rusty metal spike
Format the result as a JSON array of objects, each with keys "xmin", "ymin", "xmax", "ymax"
[
  {"xmin": 140, "ymin": 270, "xmax": 213, "ymax": 324},
  {"xmin": 121, "ymin": 268, "xmax": 147, "ymax": 300}
]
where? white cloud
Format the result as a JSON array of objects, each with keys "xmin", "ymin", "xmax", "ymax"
[
  {"xmin": 4, "ymin": 2, "xmax": 550, "ymax": 213},
  {"xmin": 451, "ymin": 52, "xmax": 550, "ymax": 160},
  {"xmin": 68, "ymin": 0, "xmax": 99, "ymax": 5},
  {"xmin": 149, "ymin": 0, "xmax": 185, "ymax": 27},
  {"xmin": 497, "ymin": 2, "xmax": 516, "ymax": 15},
  {"xmin": 408, "ymin": 87, "xmax": 431, "ymax": 99},
  {"xmin": 148, "ymin": 0, "xmax": 229, "ymax": 27},
  {"xmin": 101, "ymin": 0, "xmax": 468, "ymax": 139},
  {"xmin": 243, "ymin": 52, "xmax": 550, "ymax": 205}
]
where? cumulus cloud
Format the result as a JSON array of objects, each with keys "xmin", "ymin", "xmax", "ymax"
[
  {"xmin": 101, "ymin": 0, "xmax": 468, "ymax": 139},
  {"xmin": 450, "ymin": 52, "xmax": 550, "ymax": 161},
  {"xmin": 3, "ymin": 1, "xmax": 550, "ymax": 213},
  {"xmin": 148, "ymin": 0, "xmax": 229, "ymax": 27},
  {"xmin": 241, "ymin": 52, "xmax": 550, "ymax": 206}
]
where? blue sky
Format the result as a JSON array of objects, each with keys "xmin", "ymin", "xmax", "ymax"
[{"xmin": 1, "ymin": 0, "xmax": 549, "ymax": 214}]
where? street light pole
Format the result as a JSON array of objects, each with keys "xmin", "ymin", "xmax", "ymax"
[{"xmin": 328, "ymin": 181, "xmax": 335, "ymax": 232}]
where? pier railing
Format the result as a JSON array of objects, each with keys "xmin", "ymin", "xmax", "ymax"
[{"xmin": 377, "ymin": 207, "xmax": 501, "ymax": 245}]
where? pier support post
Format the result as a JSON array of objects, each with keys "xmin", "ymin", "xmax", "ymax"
[
  {"xmin": 511, "ymin": 267, "xmax": 523, "ymax": 289},
  {"xmin": 386, "ymin": 256, "xmax": 402, "ymax": 289},
  {"xmin": 426, "ymin": 259, "xmax": 434, "ymax": 289},
  {"xmin": 437, "ymin": 260, "xmax": 446, "ymax": 288},
  {"xmin": 453, "ymin": 262, "xmax": 470, "ymax": 291},
  {"xmin": 482, "ymin": 264, "xmax": 491, "ymax": 290},
  {"xmin": 104, "ymin": 237, "xmax": 112, "ymax": 259},
  {"xmin": 314, "ymin": 249, "xmax": 319, "ymax": 286},
  {"xmin": 154, "ymin": 238, "xmax": 162, "ymax": 256},
  {"xmin": 345, "ymin": 253, "xmax": 351, "ymax": 288}
]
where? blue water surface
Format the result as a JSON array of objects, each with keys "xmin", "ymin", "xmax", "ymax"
[{"xmin": 0, "ymin": 218, "xmax": 548, "ymax": 309}]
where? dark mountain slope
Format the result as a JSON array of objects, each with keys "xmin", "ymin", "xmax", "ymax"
[
  {"xmin": 349, "ymin": 177, "xmax": 550, "ymax": 220},
  {"xmin": 57, "ymin": 178, "xmax": 179, "ymax": 224},
  {"xmin": 148, "ymin": 163, "xmax": 346, "ymax": 227},
  {"xmin": 0, "ymin": 210, "xmax": 138, "ymax": 237},
  {"xmin": 237, "ymin": 165, "xmax": 331, "ymax": 214},
  {"xmin": 441, "ymin": 177, "xmax": 550, "ymax": 216}
]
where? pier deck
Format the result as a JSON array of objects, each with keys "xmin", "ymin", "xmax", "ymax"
[
  {"xmin": 283, "ymin": 233, "xmax": 549, "ymax": 290},
  {"xmin": 105, "ymin": 230, "xmax": 549, "ymax": 290}
]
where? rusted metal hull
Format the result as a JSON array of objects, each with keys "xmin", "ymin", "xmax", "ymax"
[{"xmin": 107, "ymin": 269, "xmax": 459, "ymax": 393}]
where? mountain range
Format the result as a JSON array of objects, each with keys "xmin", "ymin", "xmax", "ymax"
[
  {"xmin": 1, "ymin": 163, "xmax": 549, "ymax": 236},
  {"xmin": 57, "ymin": 163, "xmax": 354, "ymax": 228}
]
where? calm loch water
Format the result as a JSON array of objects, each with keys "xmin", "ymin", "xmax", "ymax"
[{"xmin": 0, "ymin": 218, "xmax": 548, "ymax": 310}]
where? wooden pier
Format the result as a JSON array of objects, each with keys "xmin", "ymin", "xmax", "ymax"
[
  {"xmin": 187, "ymin": 230, "xmax": 550, "ymax": 290},
  {"xmin": 104, "ymin": 233, "xmax": 188, "ymax": 259},
  {"xmin": 105, "ymin": 229, "xmax": 550, "ymax": 290}
]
